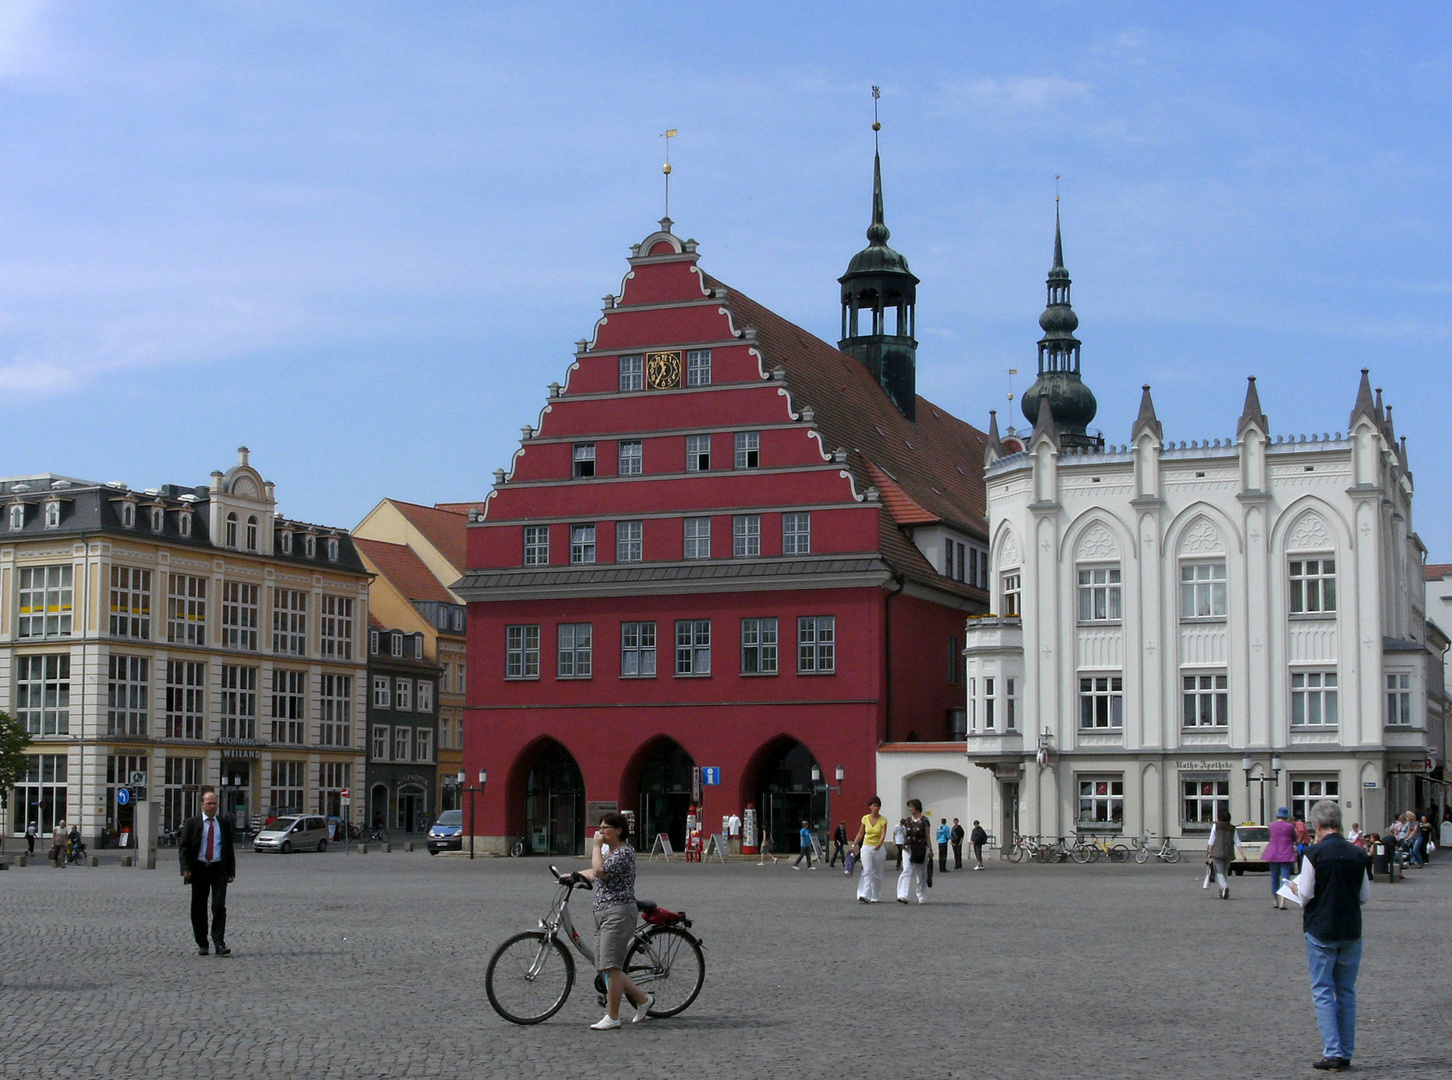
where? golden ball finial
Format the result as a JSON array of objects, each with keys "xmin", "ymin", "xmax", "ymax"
[
  {"xmin": 872, "ymin": 121, "xmax": 881, "ymax": 132},
  {"xmin": 663, "ymin": 162, "xmax": 672, "ymax": 175}
]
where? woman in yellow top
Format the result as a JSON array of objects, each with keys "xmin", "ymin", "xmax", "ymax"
[{"xmin": 851, "ymin": 796, "xmax": 888, "ymax": 903}]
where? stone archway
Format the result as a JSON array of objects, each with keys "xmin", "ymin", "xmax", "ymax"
[
  {"xmin": 623, "ymin": 737, "xmax": 695, "ymax": 853},
  {"xmin": 519, "ymin": 740, "xmax": 585, "ymax": 857},
  {"xmin": 745, "ymin": 736, "xmax": 824, "ymax": 855}
]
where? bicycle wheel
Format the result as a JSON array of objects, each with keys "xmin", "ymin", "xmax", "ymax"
[
  {"xmin": 1007, "ymin": 843, "xmax": 1025, "ymax": 864},
  {"xmin": 624, "ymin": 926, "xmax": 704, "ymax": 1018},
  {"xmin": 1163, "ymin": 845, "xmax": 1180, "ymax": 864},
  {"xmin": 1071, "ymin": 843, "xmax": 1092, "ymax": 864},
  {"xmin": 1134, "ymin": 844, "xmax": 1149, "ymax": 864},
  {"xmin": 485, "ymin": 931, "xmax": 575, "ymax": 1025},
  {"xmin": 510, "ymin": 839, "xmax": 526, "ymax": 858},
  {"xmin": 1109, "ymin": 844, "xmax": 1130, "ymax": 864}
]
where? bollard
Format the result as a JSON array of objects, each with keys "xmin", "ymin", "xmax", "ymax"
[
  {"xmin": 88, "ymin": 856, "xmax": 99, "ymax": 867},
  {"xmin": 381, "ymin": 842, "xmax": 392, "ymax": 854},
  {"xmin": 0, "ymin": 861, "xmax": 8, "ymax": 870},
  {"xmin": 120, "ymin": 856, "xmax": 134, "ymax": 867},
  {"xmin": 404, "ymin": 842, "xmax": 415, "ymax": 853},
  {"xmin": 356, "ymin": 844, "xmax": 368, "ymax": 855},
  {"xmin": 16, "ymin": 856, "xmax": 26, "ymax": 867}
]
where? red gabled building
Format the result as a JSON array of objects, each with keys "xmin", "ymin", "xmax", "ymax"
[{"xmin": 457, "ymin": 154, "xmax": 990, "ymax": 856}]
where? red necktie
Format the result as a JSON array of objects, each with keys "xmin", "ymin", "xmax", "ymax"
[{"xmin": 205, "ymin": 819, "xmax": 216, "ymax": 862}]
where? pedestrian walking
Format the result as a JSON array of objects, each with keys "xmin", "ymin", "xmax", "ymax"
[
  {"xmin": 178, "ymin": 788, "xmax": 236, "ymax": 956},
  {"xmin": 950, "ymin": 818, "xmax": 965, "ymax": 870},
  {"xmin": 1287, "ymin": 798, "xmax": 1372, "ymax": 1071},
  {"xmin": 851, "ymin": 796, "xmax": 887, "ymax": 903},
  {"xmin": 892, "ymin": 818, "xmax": 906, "ymax": 871},
  {"xmin": 1294, "ymin": 816, "xmax": 1311, "ymax": 871},
  {"xmin": 896, "ymin": 800, "xmax": 930, "ymax": 905},
  {"xmin": 25, "ymin": 821, "xmax": 36, "ymax": 856},
  {"xmin": 936, "ymin": 818, "xmax": 951, "ymax": 872},
  {"xmin": 792, "ymin": 820, "xmax": 817, "ymax": 869},
  {"xmin": 757, "ymin": 829, "xmax": 777, "ymax": 865},
  {"xmin": 50, "ymin": 820, "xmax": 67, "ymax": 867},
  {"xmin": 970, "ymin": 820, "xmax": 988, "ymax": 869},
  {"xmin": 579, "ymin": 812, "xmax": 655, "ymax": 1029},
  {"xmin": 1206, "ymin": 807, "xmax": 1234, "ymax": 899},
  {"xmin": 829, "ymin": 822, "xmax": 848, "ymax": 867},
  {"xmin": 1266, "ymin": 807, "xmax": 1298, "ymax": 910}
]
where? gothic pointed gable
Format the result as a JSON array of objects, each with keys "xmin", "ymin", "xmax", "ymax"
[
  {"xmin": 1030, "ymin": 391, "xmax": 1060, "ymax": 452},
  {"xmin": 1237, "ymin": 376, "xmax": 1269, "ymax": 437},
  {"xmin": 1349, "ymin": 368, "xmax": 1377, "ymax": 430},
  {"xmin": 1132, "ymin": 384, "xmax": 1163, "ymax": 443}
]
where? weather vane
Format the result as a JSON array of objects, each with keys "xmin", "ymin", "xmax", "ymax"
[
  {"xmin": 1055, "ymin": 173, "xmax": 1061, "ymax": 204},
  {"xmin": 871, "ymin": 85, "xmax": 881, "ymax": 149},
  {"xmin": 661, "ymin": 128, "xmax": 678, "ymax": 218},
  {"xmin": 1008, "ymin": 368, "xmax": 1019, "ymax": 405}
]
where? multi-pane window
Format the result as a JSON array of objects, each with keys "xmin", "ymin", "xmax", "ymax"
[
  {"xmin": 165, "ymin": 660, "xmax": 206, "ymax": 739},
  {"xmin": 390, "ymin": 633, "xmax": 404, "ymax": 658},
  {"xmin": 1078, "ymin": 777, "xmax": 1125, "ymax": 828},
  {"xmin": 319, "ymin": 595, "xmax": 354, "ymax": 659},
  {"xmin": 570, "ymin": 524, "xmax": 596, "ymax": 564},
  {"xmin": 741, "ymin": 618, "xmax": 779, "ymax": 675},
  {"xmin": 686, "ymin": 349, "xmax": 712, "ymax": 386},
  {"xmin": 685, "ymin": 434, "xmax": 711, "ymax": 471},
  {"xmin": 734, "ymin": 432, "xmax": 760, "ymax": 469},
  {"xmin": 947, "ymin": 637, "xmax": 960, "ymax": 685},
  {"xmin": 373, "ymin": 676, "xmax": 391, "ymax": 708},
  {"xmin": 1386, "ymin": 672, "xmax": 1412, "ymax": 725},
  {"xmin": 1182, "ymin": 673, "xmax": 1229, "ymax": 727},
  {"xmin": 1289, "ymin": 558, "xmax": 1336, "ymax": 614},
  {"xmin": 621, "ymin": 621, "xmax": 657, "ymax": 677},
  {"xmin": 105, "ymin": 753, "xmax": 146, "ymax": 811},
  {"xmin": 732, "ymin": 515, "xmax": 760, "ymax": 558},
  {"xmin": 415, "ymin": 728, "xmax": 433, "ymax": 763},
  {"xmin": 166, "ymin": 574, "xmax": 207, "ymax": 646},
  {"xmin": 269, "ymin": 760, "xmax": 306, "ymax": 816},
  {"xmin": 782, "ymin": 512, "xmax": 811, "ymax": 555},
  {"xmin": 271, "ymin": 669, "xmax": 307, "ymax": 744},
  {"xmin": 1079, "ymin": 676, "xmax": 1124, "ymax": 729},
  {"xmin": 107, "ymin": 655, "xmax": 149, "ymax": 736},
  {"xmin": 797, "ymin": 616, "xmax": 836, "ymax": 673},
  {"xmin": 1005, "ymin": 677, "xmax": 1017, "ymax": 730},
  {"xmin": 1077, "ymin": 567, "xmax": 1122, "ymax": 622},
  {"xmin": 1291, "ymin": 671, "xmax": 1338, "ymax": 726},
  {"xmin": 683, "ymin": 517, "xmax": 711, "ymax": 560},
  {"xmin": 221, "ymin": 581, "xmax": 260, "ymax": 651},
  {"xmin": 616, "ymin": 520, "xmax": 643, "ymax": 562},
  {"xmin": 506, "ymin": 624, "xmax": 541, "ymax": 678},
  {"xmin": 17, "ymin": 565, "xmax": 73, "ymax": 638},
  {"xmin": 524, "ymin": 525, "xmax": 549, "ymax": 566},
  {"xmin": 11, "ymin": 754, "xmax": 66, "ymax": 833},
  {"xmin": 273, "ymin": 588, "xmax": 308, "ymax": 655},
  {"xmin": 1180, "ymin": 562, "xmax": 1227, "ymax": 619},
  {"xmin": 572, "ymin": 443, "xmax": 596, "ymax": 478},
  {"xmin": 675, "ymin": 619, "xmax": 711, "ymax": 675},
  {"xmin": 163, "ymin": 757, "xmax": 203, "ymax": 832},
  {"xmin": 318, "ymin": 762, "xmax": 350, "ymax": 817},
  {"xmin": 558, "ymin": 623, "xmax": 593, "ymax": 678},
  {"xmin": 220, "ymin": 665, "xmax": 258, "ymax": 740},
  {"xmin": 416, "ymin": 681, "xmax": 433, "ymax": 713},
  {"xmin": 394, "ymin": 726, "xmax": 410, "ymax": 762},
  {"xmin": 319, "ymin": 674, "xmax": 351, "ymax": 746},
  {"xmin": 372, "ymin": 724, "xmax": 389, "ymax": 760},
  {"xmin": 109, "ymin": 566, "xmax": 152, "ymax": 639},
  {"xmin": 395, "ymin": 678, "xmax": 413, "ymax": 711},
  {"xmin": 983, "ymin": 676, "xmax": 996, "ymax": 729},
  {"xmin": 44, "ymin": 501, "xmax": 60, "ymax": 527},
  {"xmin": 457, "ymin": 663, "xmax": 466, "ymax": 694},
  {"xmin": 618, "ymin": 440, "xmax": 643, "ymax": 476},
  {"xmin": 225, "ymin": 512, "xmax": 239, "ymax": 547},
  {"xmin": 1182, "ymin": 778, "xmax": 1231, "ymax": 829},
  {"xmin": 1001, "ymin": 572, "xmax": 1021, "ymax": 617},
  {"xmin": 619, "ymin": 355, "xmax": 643, "ymax": 392},
  {"xmin": 1290, "ymin": 777, "xmax": 1339, "ymax": 823},
  {"xmin": 246, "ymin": 516, "xmax": 259, "ymax": 551},
  {"xmin": 9, "ymin": 503, "xmax": 23, "ymax": 530},
  {"xmin": 15, "ymin": 654, "xmax": 69, "ymax": 735}
]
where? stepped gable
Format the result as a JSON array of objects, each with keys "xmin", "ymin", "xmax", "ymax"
[
  {"xmin": 709, "ymin": 278, "xmax": 988, "ymax": 539},
  {"xmin": 354, "ymin": 537, "xmax": 455, "ymax": 604},
  {"xmin": 387, "ymin": 499, "xmax": 472, "ymax": 570}
]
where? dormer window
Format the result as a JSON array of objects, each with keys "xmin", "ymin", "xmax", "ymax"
[
  {"xmin": 44, "ymin": 501, "xmax": 60, "ymax": 528},
  {"xmin": 413, "ymin": 633, "xmax": 425, "ymax": 660},
  {"xmin": 245, "ymin": 515, "xmax": 259, "ymax": 551},
  {"xmin": 326, "ymin": 537, "xmax": 339, "ymax": 561},
  {"xmin": 121, "ymin": 501, "xmax": 136, "ymax": 528},
  {"xmin": 304, "ymin": 534, "xmax": 316, "ymax": 558},
  {"xmin": 225, "ymin": 512, "xmax": 239, "ymax": 548},
  {"xmin": 390, "ymin": 632, "xmax": 403, "ymax": 658},
  {"xmin": 179, "ymin": 511, "xmax": 193, "ymax": 539},
  {"xmin": 151, "ymin": 506, "xmax": 164, "ymax": 532},
  {"xmin": 369, "ymin": 629, "xmax": 380, "ymax": 655},
  {"xmin": 279, "ymin": 529, "xmax": 292, "ymax": 554},
  {"xmin": 9, "ymin": 504, "xmax": 23, "ymax": 531}
]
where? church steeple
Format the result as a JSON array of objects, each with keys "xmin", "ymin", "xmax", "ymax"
[
  {"xmin": 839, "ymin": 108, "xmax": 919, "ymax": 421},
  {"xmin": 1020, "ymin": 201, "xmax": 1102, "ymax": 450}
]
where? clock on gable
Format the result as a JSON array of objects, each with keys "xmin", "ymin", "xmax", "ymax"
[{"xmin": 646, "ymin": 351, "xmax": 682, "ymax": 389}]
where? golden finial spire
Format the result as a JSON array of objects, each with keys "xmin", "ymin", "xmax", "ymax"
[
  {"xmin": 871, "ymin": 85, "xmax": 881, "ymax": 151},
  {"xmin": 661, "ymin": 128, "xmax": 678, "ymax": 218}
]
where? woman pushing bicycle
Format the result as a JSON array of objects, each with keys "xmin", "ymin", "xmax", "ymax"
[{"xmin": 579, "ymin": 812, "xmax": 654, "ymax": 1030}]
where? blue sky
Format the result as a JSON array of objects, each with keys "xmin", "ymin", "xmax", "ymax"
[{"xmin": 2, "ymin": 3, "xmax": 1449, "ymax": 559}]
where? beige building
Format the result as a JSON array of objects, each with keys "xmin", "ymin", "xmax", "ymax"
[{"xmin": 1, "ymin": 450, "xmax": 369, "ymax": 847}]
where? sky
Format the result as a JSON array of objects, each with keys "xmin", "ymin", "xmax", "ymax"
[{"xmin": 1, "ymin": 3, "xmax": 1449, "ymax": 558}]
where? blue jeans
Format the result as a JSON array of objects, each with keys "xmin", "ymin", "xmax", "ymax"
[
  {"xmin": 1305, "ymin": 933, "xmax": 1362, "ymax": 1060},
  {"xmin": 1269, "ymin": 861, "xmax": 1294, "ymax": 898}
]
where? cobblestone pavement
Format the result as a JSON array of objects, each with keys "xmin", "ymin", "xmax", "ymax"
[{"xmin": 1, "ymin": 847, "xmax": 1448, "ymax": 1080}]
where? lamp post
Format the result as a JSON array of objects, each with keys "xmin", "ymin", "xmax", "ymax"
[
  {"xmin": 461, "ymin": 768, "xmax": 487, "ymax": 860},
  {"xmin": 810, "ymin": 765, "xmax": 844, "ymax": 851},
  {"xmin": 1241, "ymin": 753, "xmax": 1283, "ymax": 825}
]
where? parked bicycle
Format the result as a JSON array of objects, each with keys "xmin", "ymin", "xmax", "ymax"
[
  {"xmin": 485, "ymin": 864, "xmax": 705, "ymax": 1025},
  {"xmin": 1077, "ymin": 834, "xmax": 1131, "ymax": 863},
  {"xmin": 1133, "ymin": 833, "xmax": 1180, "ymax": 864},
  {"xmin": 348, "ymin": 823, "xmax": 391, "ymax": 843}
]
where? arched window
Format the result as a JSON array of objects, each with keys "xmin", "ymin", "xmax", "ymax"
[
  {"xmin": 225, "ymin": 512, "xmax": 239, "ymax": 548},
  {"xmin": 151, "ymin": 506, "xmax": 164, "ymax": 531},
  {"xmin": 279, "ymin": 530, "xmax": 292, "ymax": 555},
  {"xmin": 326, "ymin": 537, "xmax": 339, "ymax": 561},
  {"xmin": 44, "ymin": 501, "xmax": 60, "ymax": 528},
  {"xmin": 179, "ymin": 512, "xmax": 193, "ymax": 538},
  {"xmin": 304, "ymin": 534, "xmax": 316, "ymax": 558},
  {"xmin": 121, "ymin": 501, "xmax": 135, "ymax": 528},
  {"xmin": 9, "ymin": 504, "xmax": 24, "ymax": 531},
  {"xmin": 246, "ymin": 516, "xmax": 259, "ymax": 551}
]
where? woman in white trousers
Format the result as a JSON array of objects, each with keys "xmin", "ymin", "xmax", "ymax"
[{"xmin": 852, "ymin": 796, "xmax": 888, "ymax": 903}]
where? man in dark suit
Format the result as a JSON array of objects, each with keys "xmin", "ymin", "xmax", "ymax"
[{"xmin": 179, "ymin": 788, "xmax": 236, "ymax": 956}]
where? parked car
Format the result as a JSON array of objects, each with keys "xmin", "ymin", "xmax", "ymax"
[
  {"xmin": 427, "ymin": 810, "xmax": 464, "ymax": 855},
  {"xmin": 253, "ymin": 814, "xmax": 331, "ymax": 854},
  {"xmin": 1230, "ymin": 824, "xmax": 1271, "ymax": 874}
]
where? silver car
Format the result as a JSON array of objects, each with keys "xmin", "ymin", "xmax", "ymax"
[{"xmin": 253, "ymin": 814, "xmax": 331, "ymax": 854}]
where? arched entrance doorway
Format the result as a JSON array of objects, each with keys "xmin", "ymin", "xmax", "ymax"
[
  {"xmin": 524, "ymin": 741, "xmax": 585, "ymax": 857},
  {"xmin": 369, "ymin": 783, "xmax": 389, "ymax": 830},
  {"xmin": 630, "ymin": 739, "xmax": 695, "ymax": 853},
  {"xmin": 751, "ymin": 738, "xmax": 824, "ymax": 855}
]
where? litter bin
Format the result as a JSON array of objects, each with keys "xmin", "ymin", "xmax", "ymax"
[{"xmin": 1371, "ymin": 841, "xmax": 1401, "ymax": 883}]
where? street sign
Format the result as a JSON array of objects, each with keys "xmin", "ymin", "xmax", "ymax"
[
  {"xmin": 701, "ymin": 767, "xmax": 721, "ymax": 786},
  {"xmin": 129, "ymin": 771, "xmax": 146, "ymax": 786},
  {"xmin": 116, "ymin": 788, "xmax": 132, "ymax": 806},
  {"xmin": 340, "ymin": 787, "xmax": 350, "ymax": 799}
]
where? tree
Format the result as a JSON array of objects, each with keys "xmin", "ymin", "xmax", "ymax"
[{"xmin": 0, "ymin": 712, "xmax": 33, "ymax": 851}]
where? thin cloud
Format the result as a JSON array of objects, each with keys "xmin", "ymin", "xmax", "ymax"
[{"xmin": 934, "ymin": 76, "xmax": 1092, "ymax": 114}]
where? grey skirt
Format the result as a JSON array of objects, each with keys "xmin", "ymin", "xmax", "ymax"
[{"xmin": 593, "ymin": 903, "xmax": 637, "ymax": 970}]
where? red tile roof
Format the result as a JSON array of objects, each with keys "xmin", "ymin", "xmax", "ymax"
[
  {"xmin": 865, "ymin": 460, "xmax": 939, "ymax": 526},
  {"xmin": 354, "ymin": 537, "xmax": 455, "ymax": 605},
  {"xmin": 387, "ymin": 500, "xmax": 473, "ymax": 571},
  {"xmin": 1427, "ymin": 563, "xmax": 1452, "ymax": 581}
]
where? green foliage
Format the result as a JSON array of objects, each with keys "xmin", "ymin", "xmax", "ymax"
[{"xmin": 0, "ymin": 712, "xmax": 33, "ymax": 794}]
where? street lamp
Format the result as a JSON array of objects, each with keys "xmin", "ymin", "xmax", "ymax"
[
  {"xmin": 461, "ymin": 768, "xmax": 487, "ymax": 860},
  {"xmin": 1241, "ymin": 753, "xmax": 1284, "ymax": 825},
  {"xmin": 810, "ymin": 766, "xmax": 845, "ymax": 847}
]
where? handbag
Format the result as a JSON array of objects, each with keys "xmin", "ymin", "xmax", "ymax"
[{"xmin": 1202, "ymin": 860, "xmax": 1213, "ymax": 889}]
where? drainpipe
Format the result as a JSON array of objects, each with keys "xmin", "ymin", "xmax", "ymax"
[{"xmin": 883, "ymin": 574, "xmax": 905, "ymax": 743}]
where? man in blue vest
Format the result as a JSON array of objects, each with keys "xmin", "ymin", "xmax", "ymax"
[{"xmin": 1288, "ymin": 798, "xmax": 1372, "ymax": 1072}]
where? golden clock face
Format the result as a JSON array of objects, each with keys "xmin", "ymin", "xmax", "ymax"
[{"xmin": 647, "ymin": 351, "xmax": 682, "ymax": 389}]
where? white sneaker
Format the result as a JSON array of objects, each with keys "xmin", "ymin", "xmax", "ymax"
[
  {"xmin": 808, "ymin": 865, "xmax": 818, "ymax": 870},
  {"xmin": 590, "ymin": 1015, "xmax": 621, "ymax": 1031},
  {"xmin": 632, "ymin": 993, "xmax": 655, "ymax": 1023},
  {"xmin": 791, "ymin": 864, "xmax": 801, "ymax": 870}
]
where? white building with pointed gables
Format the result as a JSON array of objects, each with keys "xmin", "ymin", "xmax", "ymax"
[{"xmin": 964, "ymin": 371, "xmax": 1439, "ymax": 848}]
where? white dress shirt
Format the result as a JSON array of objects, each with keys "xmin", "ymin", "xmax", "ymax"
[{"xmin": 199, "ymin": 815, "xmax": 222, "ymax": 864}]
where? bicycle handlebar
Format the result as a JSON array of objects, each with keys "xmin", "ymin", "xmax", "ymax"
[{"xmin": 548, "ymin": 864, "xmax": 593, "ymax": 889}]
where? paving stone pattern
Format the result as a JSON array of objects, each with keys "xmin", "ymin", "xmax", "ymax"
[{"xmin": 1, "ymin": 849, "xmax": 1449, "ymax": 1079}]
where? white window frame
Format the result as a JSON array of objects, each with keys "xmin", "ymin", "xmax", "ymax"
[
  {"xmin": 395, "ymin": 678, "xmax": 413, "ymax": 711},
  {"xmin": 271, "ymin": 668, "xmax": 307, "ymax": 745},
  {"xmin": 782, "ymin": 512, "xmax": 811, "ymax": 555},
  {"xmin": 44, "ymin": 501, "xmax": 60, "ymax": 528},
  {"xmin": 164, "ymin": 659, "xmax": 206, "ymax": 740},
  {"xmin": 616, "ymin": 520, "xmax": 643, "ymax": 563},
  {"xmin": 415, "ymin": 727, "xmax": 432, "ymax": 763},
  {"xmin": 15, "ymin": 654, "xmax": 70, "ymax": 735},
  {"xmin": 1180, "ymin": 562, "xmax": 1227, "ymax": 620},
  {"xmin": 17, "ymin": 564, "xmax": 73, "ymax": 638},
  {"xmin": 109, "ymin": 565, "xmax": 152, "ymax": 640},
  {"xmin": 732, "ymin": 514, "xmax": 760, "ymax": 558},
  {"xmin": 685, "ymin": 434, "xmax": 711, "ymax": 472},
  {"xmin": 1005, "ymin": 677, "xmax": 1017, "ymax": 730},
  {"xmin": 683, "ymin": 517, "xmax": 711, "ymax": 560},
  {"xmin": 572, "ymin": 442, "xmax": 596, "ymax": 479},
  {"xmin": 372, "ymin": 723, "xmax": 389, "ymax": 760},
  {"xmin": 373, "ymin": 675, "xmax": 391, "ymax": 708},
  {"xmin": 1182, "ymin": 672, "xmax": 1229, "ymax": 728},
  {"xmin": 106, "ymin": 654, "xmax": 149, "ymax": 736},
  {"xmin": 1291, "ymin": 671, "xmax": 1338, "ymax": 727},
  {"xmin": 1385, "ymin": 672, "xmax": 1412, "ymax": 726},
  {"xmin": 150, "ymin": 505, "xmax": 164, "ymax": 532},
  {"xmin": 1077, "ymin": 567, "xmax": 1122, "ymax": 623},
  {"xmin": 1290, "ymin": 776, "xmax": 1340, "ymax": 822},
  {"xmin": 416, "ymin": 681, "xmax": 433, "ymax": 713},
  {"xmin": 179, "ymin": 510, "xmax": 193, "ymax": 538},
  {"xmin": 166, "ymin": 573, "xmax": 206, "ymax": 646},
  {"xmin": 221, "ymin": 581, "xmax": 260, "ymax": 651},
  {"xmin": 685, "ymin": 348, "xmax": 711, "ymax": 386},
  {"xmin": 506, "ymin": 624, "xmax": 540, "ymax": 679},
  {"xmin": 557, "ymin": 623, "xmax": 593, "ymax": 678},
  {"xmin": 797, "ymin": 616, "xmax": 835, "ymax": 674},
  {"xmin": 1077, "ymin": 776, "xmax": 1125, "ymax": 830},
  {"xmin": 618, "ymin": 440, "xmax": 643, "ymax": 476},
  {"xmin": 8, "ymin": 503, "xmax": 23, "ymax": 530},
  {"xmin": 570, "ymin": 524, "xmax": 596, "ymax": 564},
  {"xmin": 219, "ymin": 664, "xmax": 258, "ymax": 741},
  {"xmin": 1289, "ymin": 557, "xmax": 1337, "ymax": 615},
  {"xmin": 740, "ymin": 617, "xmax": 778, "ymax": 675},
  {"xmin": 1079, "ymin": 675, "xmax": 1124, "ymax": 729},
  {"xmin": 675, "ymin": 619, "xmax": 711, "ymax": 676},
  {"xmin": 618, "ymin": 355, "xmax": 643, "ymax": 392},
  {"xmin": 319, "ymin": 595, "xmax": 354, "ymax": 659},
  {"xmin": 319, "ymin": 674, "xmax": 351, "ymax": 747},
  {"xmin": 620, "ymin": 621, "xmax": 657, "ymax": 678},
  {"xmin": 269, "ymin": 759, "xmax": 306, "ymax": 815},
  {"xmin": 733, "ymin": 431, "xmax": 760, "ymax": 469},
  {"xmin": 394, "ymin": 726, "xmax": 410, "ymax": 762},
  {"xmin": 1181, "ymin": 777, "xmax": 1231, "ymax": 831},
  {"xmin": 1001, "ymin": 571, "xmax": 1021, "ymax": 617},
  {"xmin": 524, "ymin": 524, "xmax": 550, "ymax": 566},
  {"xmin": 272, "ymin": 588, "xmax": 308, "ymax": 656}
]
